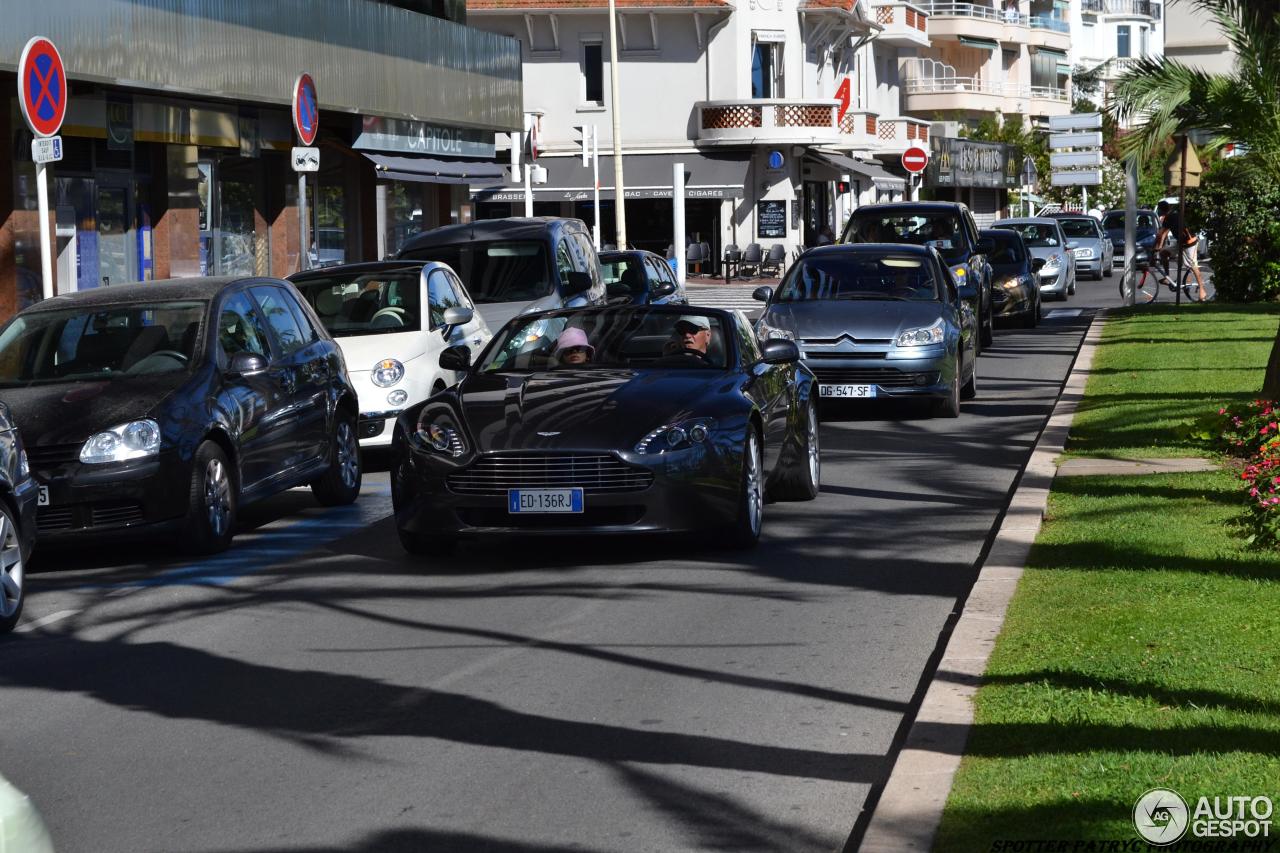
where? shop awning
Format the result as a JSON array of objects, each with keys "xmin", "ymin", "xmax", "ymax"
[
  {"xmin": 364, "ymin": 153, "xmax": 506, "ymax": 185},
  {"xmin": 471, "ymin": 152, "xmax": 751, "ymax": 201},
  {"xmin": 808, "ymin": 151, "xmax": 908, "ymax": 190},
  {"xmin": 959, "ymin": 36, "xmax": 1000, "ymax": 51},
  {"xmin": 1033, "ymin": 46, "xmax": 1068, "ymax": 58}
]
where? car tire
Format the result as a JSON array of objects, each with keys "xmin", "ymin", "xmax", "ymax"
[
  {"xmin": 980, "ymin": 300, "xmax": 994, "ymax": 349},
  {"xmin": 1104, "ymin": 262, "xmax": 1113, "ymax": 278},
  {"xmin": 771, "ymin": 399, "xmax": 820, "ymax": 501},
  {"xmin": 725, "ymin": 428, "xmax": 764, "ymax": 549},
  {"xmin": 311, "ymin": 409, "xmax": 361, "ymax": 507},
  {"xmin": 182, "ymin": 440, "xmax": 236, "ymax": 555},
  {"xmin": 961, "ymin": 358, "xmax": 978, "ymax": 400},
  {"xmin": 0, "ymin": 501, "xmax": 27, "ymax": 634},
  {"xmin": 933, "ymin": 361, "xmax": 962, "ymax": 418}
]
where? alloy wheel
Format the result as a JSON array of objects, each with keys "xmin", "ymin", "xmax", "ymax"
[
  {"xmin": 746, "ymin": 433, "xmax": 762, "ymax": 536},
  {"xmin": 204, "ymin": 458, "xmax": 232, "ymax": 537},
  {"xmin": 0, "ymin": 511, "xmax": 23, "ymax": 622},
  {"xmin": 337, "ymin": 420, "xmax": 359, "ymax": 489},
  {"xmin": 806, "ymin": 403, "xmax": 820, "ymax": 487}
]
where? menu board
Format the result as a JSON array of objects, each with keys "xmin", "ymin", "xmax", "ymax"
[{"xmin": 757, "ymin": 200, "xmax": 786, "ymax": 239}]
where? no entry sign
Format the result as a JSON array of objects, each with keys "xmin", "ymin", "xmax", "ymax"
[
  {"xmin": 292, "ymin": 73, "xmax": 319, "ymax": 146},
  {"xmin": 18, "ymin": 37, "xmax": 67, "ymax": 138},
  {"xmin": 902, "ymin": 144, "xmax": 929, "ymax": 175}
]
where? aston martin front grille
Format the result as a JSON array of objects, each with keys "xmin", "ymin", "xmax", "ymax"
[{"xmin": 446, "ymin": 453, "xmax": 654, "ymax": 496}]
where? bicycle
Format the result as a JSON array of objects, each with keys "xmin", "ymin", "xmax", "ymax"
[{"xmin": 1118, "ymin": 253, "xmax": 1203, "ymax": 303}]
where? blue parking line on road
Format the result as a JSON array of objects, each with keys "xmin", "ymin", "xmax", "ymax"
[{"xmin": 91, "ymin": 483, "xmax": 392, "ymax": 591}]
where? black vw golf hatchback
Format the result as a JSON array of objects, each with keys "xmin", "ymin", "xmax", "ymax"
[{"xmin": 0, "ymin": 277, "xmax": 362, "ymax": 553}]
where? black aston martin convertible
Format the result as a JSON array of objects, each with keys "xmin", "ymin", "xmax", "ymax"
[{"xmin": 390, "ymin": 305, "xmax": 820, "ymax": 552}]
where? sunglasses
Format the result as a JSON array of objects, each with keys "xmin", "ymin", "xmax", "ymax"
[
  {"xmin": 677, "ymin": 325, "xmax": 709, "ymax": 334},
  {"xmin": 562, "ymin": 346, "xmax": 591, "ymax": 355}
]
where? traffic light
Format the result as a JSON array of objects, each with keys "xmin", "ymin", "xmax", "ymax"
[
  {"xmin": 573, "ymin": 124, "xmax": 591, "ymax": 167},
  {"xmin": 836, "ymin": 180, "xmax": 852, "ymax": 195}
]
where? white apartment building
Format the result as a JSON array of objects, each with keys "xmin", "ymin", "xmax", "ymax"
[
  {"xmin": 901, "ymin": 0, "xmax": 1073, "ymax": 127},
  {"xmin": 1163, "ymin": 0, "xmax": 1233, "ymax": 76},
  {"xmin": 1068, "ymin": 0, "xmax": 1163, "ymax": 116},
  {"xmin": 467, "ymin": 0, "xmax": 928, "ymax": 264}
]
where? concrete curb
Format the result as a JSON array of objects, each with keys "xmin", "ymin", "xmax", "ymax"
[{"xmin": 857, "ymin": 310, "xmax": 1109, "ymax": 853}]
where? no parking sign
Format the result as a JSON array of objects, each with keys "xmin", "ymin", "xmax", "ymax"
[{"xmin": 18, "ymin": 37, "xmax": 67, "ymax": 138}]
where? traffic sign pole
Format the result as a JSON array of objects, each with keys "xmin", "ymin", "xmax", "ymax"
[
  {"xmin": 291, "ymin": 73, "xmax": 319, "ymax": 272},
  {"xmin": 592, "ymin": 125, "xmax": 600, "ymax": 250},
  {"xmin": 19, "ymin": 36, "xmax": 68, "ymax": 300}
]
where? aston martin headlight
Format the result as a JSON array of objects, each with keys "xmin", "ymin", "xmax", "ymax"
[
  {"xmin": 79, "ymin": 419, "xmax": 161, "ymax": 464},
  {"xmin": 635, "ymin": 417, "xmax": 716, "ymax": 454},
  {"xmin": 372, "ymin": 359, "xmax": 404, "ymax": 388},
  {"xmin": 414, "ymin": 410, "xmax": 466, "ymax": 457},
  {"xmin": 895, "ymin": 319, "xmax": 945, "ymax": 348}
]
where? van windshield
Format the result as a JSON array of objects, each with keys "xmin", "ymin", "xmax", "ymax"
[
  {"xmin": 844, "ymin": 212, "xmax": 970, "ymax": 265},
  {"xmin": 401, "ymin": 241, "xmax": 553, "ymax": 304}
]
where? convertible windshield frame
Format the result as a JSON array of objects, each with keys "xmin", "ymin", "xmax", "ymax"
[
  {"xmin": 0, "ymin": 300, "xmax": 207, "ymax": 388},
  {"xmin": 477, "ymin": 308, "xmax": 731, "ymax": 373}
]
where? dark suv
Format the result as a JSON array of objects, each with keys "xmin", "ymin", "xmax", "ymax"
[
  {"xmin": 840, "ymin": 202, "xmax": 995, "ymax": 350},
  {"xmin": 397, "ymin": 217, "xmax": 607, "ymax": 333}
]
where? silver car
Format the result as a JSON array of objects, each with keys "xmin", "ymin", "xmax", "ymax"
[
  {"xmin": 992, "ymin": 218, "xmax": 1077, "ymax": 300},
  {"xmin": 754, "ymin": 243, "xmax": 978, "ymax": 418},
  {"xmin": 1052, "ymin": 215, "xmax": 1113, "ymax": 280}
]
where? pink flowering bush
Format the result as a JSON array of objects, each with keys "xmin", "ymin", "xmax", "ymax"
[{"xmin": 1214, "ymin": 400, "xmax": 1280, "ymax": 543}]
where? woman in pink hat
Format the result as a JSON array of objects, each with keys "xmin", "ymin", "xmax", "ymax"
[{"xmin": 553, "ymin": 326, "xmax": 594, "ymax": 366}]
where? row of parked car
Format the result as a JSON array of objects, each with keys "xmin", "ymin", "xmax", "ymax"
[{"xmin": 0, "ymin": 201, "xmax": 1093, "ymax": 634}]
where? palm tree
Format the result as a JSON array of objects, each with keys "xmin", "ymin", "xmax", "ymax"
[
  {"xmin": 1109, "ymin": 0, "xmax": 1280, "ymax": 177},
  {"xmin": 1109, "ymin": 0, "xmax": 1280, "ymax": 391}
]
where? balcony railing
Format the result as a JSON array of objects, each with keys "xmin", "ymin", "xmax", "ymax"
[
  {"xmin": 874, "ymin": 2, "xmax": 930, "ymax": 34},
  {"xmin": 1098, "ymin": 56, "xmax": 1145, "ymax": 77},
  {"xmin": 1081, "ymin": 0, "xmax": 1103, "ymax": 11},
  {"xmin": 1105, "ymin": 0, "xmax": 1160, "ymax": 18},
  {"xmin": 1029, "ymin": 14, "xmax": 1070, "ymax": 31},
  {"xmin": 904, "ymin": 76, "xmax": 1070, "ymax": 102},
  {"xmin": 696, "ymin": 99, "xmax": 844, "ymax": 144},
  {"xmin": 924, "ymin": 1, "xmax": 1027, "ymax": 25},
  {"xmin": 875, "ymin": 117, "xmax": 932, "ymax": 149},
  {"xmin": 1029, "ymin": 85, "xmax": 1069, "ymax": 101}
]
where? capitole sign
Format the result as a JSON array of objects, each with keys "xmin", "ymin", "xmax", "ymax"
[{"xmin": 354, "ymin": 116, "xmax": 496, "ymax": 159}]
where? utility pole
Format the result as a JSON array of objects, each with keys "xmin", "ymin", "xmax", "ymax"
[
  {"xmin": 607, "ymin": 0, "xmax": 627, "ymax": 247},
  {"xmin": 1175, "ymin": 134, "xmax": 1188, "ymax": 307},
  {"xmin": 1124, "ymin": 156, "xmax": 1137, "ymax": 306}
]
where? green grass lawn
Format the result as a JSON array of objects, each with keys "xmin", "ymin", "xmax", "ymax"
[
  {"xmin": 1065, "ymin": 303, "xmax": 1280, "ymax": 459},
  {"xmin": 934, "ymin": 304, "xmax": 1280, "ymax": 851}
]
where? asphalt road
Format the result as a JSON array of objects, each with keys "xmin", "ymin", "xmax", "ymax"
[{"xmin": 5, "ymin": 273, "xmax": 1137, "ymax": 853}]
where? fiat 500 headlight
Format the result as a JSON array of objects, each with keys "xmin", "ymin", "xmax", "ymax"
[
  {"xmin": 371, "ymin": 359, "xmax": 405, "ymax": 388},
  {"xmin": 635, "ymin": 417, "xmax": 716, "ymax": 454},
  {"xmin": 80, "ymin": 419, "xmax": 161, "ymax": 464},
  {"xmin": 895, "ymin": 319, "xmax": 945, "ymax": 347}
]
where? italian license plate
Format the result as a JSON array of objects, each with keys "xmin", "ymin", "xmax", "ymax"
[
  {"xmin": 508, "ymin": 488, "xmax": 584, "ymax": 514},
  {"xmin": 819, "ymin": 384, "xmax": 876, "ymax": 399},
  {"xmin": 38, "ymin": 485, "xmax": 49, "ymax": 506}
]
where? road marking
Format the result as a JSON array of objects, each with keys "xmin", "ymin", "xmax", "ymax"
[
  {"xmin": 15, "ymin": 609, "xmax": 79, "ymax": 633},
  {"xmin": 1043, "ymin": 308, "xmax": 1083, "ymax": 318}
]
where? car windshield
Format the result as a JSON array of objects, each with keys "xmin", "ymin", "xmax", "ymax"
[
  {"xmin": 986, "ymin": 234, "xmax": 1026, "ymax": 266},
  {"xmin": 1057, "ymin": 219, "xmax": 1097, "ymax": 238},
  {"xmin": 600, "ymin": 256, "xmax": 649, "ymax": 297},
  {"xmin": 401, "ymin": 241, "xmax": 553, "ymax": 304},
  {"xmin": 294, "ymin": 269, "xmax": 423, "ymax": 336},
  {"xmin": 996, "ymin": 223, "xmax": 1060, "ymax": 248},
  {"xmin": 775, "ymin": 254, "xmax": 940, "ymax": 302},
  {"xmin": 1104, "ymin": 212, "xmax": 1158, "ymax": 231},
  {"xmin": 0, "ymin": 301, "xmax": 205, "ymax": 387},
  {"xmin": 845, "ymin": 212, "xmax": 969, "ymax": 264},
  {"xmin": 479, "ymin": 309, "xmax": 728, "ymax": 372}
]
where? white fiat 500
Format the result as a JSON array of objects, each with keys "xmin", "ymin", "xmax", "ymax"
[{"xmin": 290, "ymin": 261, "xmax": 491, "ymax": 448}]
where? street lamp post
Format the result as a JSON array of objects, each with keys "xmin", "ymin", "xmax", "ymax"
[{"xmin": 607, "ymin": 0, "xmax": 627, "ymax": 248}]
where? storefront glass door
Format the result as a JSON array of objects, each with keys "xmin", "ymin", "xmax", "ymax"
[{"xmin": 96, "ymin": 181, "xmax": 134, "ymax": 287}]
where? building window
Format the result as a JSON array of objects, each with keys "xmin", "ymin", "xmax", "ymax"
[
  {"xmin": 1116, "ymin": 25, "xmax": 1131, "ymax": 58},
  {"xmin": 751, "ymin": 42, "xmax": 781, "ymax": 98},
  {"xmin": 1139, "ymin": 26, "xmax": 1149, "ymax": 57},
  {"xmin": 582, "ymin": 42, "xmax": 604, "ymax": 105}
]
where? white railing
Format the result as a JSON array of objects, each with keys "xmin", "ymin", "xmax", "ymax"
[
  {"xmin": 924, "ymin": 1, "xmax": 1027, "ymax": 24},
  {"xmin": 1101, "ymin": 56, "xmax": 1144, "ymax": 77},
  {"xmin": 905, "ymin": 76, "xmax": 1027, "ymax": 97},
  {"xmin": 1105, "ymin": 0, "xmax": 1160, "ymax": 18},
  {"xmin": 1029, "ymin": 85, "xmax": 1069, "ymax": 101},
  {"xmin": 1028, "ymin": 14, "xmax": 1070, "ymax": 31}
]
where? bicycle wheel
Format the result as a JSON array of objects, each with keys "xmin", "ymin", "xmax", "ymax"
[
  {"xmin": 1179, "ymin": 267, "xmax": 1203, "ymax": 302},
  {"xmin": 1130, "ymin": 271, "xmax": 1159, "ymax": 303}
]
